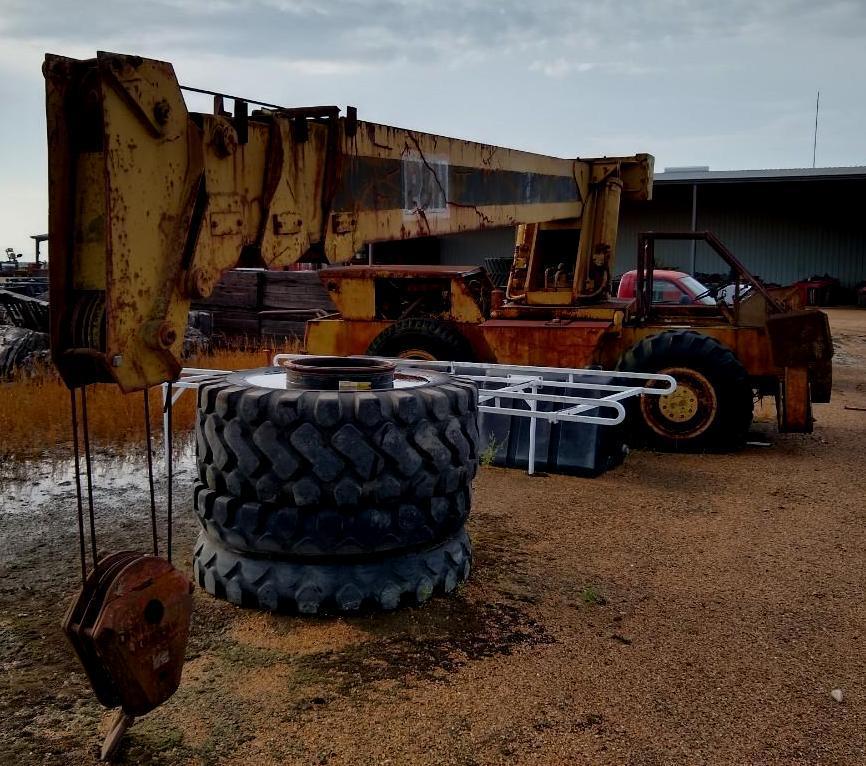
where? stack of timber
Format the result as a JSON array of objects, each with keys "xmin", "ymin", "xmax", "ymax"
[{"xmin": 191, "ymin": 269, "xmax": 335, "ymax": 344}]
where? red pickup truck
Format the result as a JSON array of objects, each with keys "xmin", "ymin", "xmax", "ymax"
[{"xmin": 617, "ymin": 269, "xmax": 717, "ymax": 305}]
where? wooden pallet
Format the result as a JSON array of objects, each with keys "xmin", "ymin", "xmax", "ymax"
[{"xmin": 190, "ymin": 270, "xmax": 335, "ymax": 342}]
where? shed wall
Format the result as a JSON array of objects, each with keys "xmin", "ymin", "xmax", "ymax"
[{"xmin": 618, "ymin": 179, "xmax": 866, "ymax": 287}]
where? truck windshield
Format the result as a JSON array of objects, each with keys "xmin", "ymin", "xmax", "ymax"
[{"xmin": 680, "ymin": 275, "xmax": 717, "ymax": 305}]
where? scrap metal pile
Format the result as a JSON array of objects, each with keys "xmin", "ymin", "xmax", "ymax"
[{"xmin": 0, "ymin": 288, "xmax": 49, "ymax": 378}]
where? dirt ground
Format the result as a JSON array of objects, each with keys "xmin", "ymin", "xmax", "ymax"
[{"xmin": 2, "ymin": 308, "xmax": 865, "ymax": 765}]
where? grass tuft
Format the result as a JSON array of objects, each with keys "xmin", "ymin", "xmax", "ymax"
[
  {"xmin": 479, "ymin": 436, "xmax": 500, "ymax": 467},
  {"xmin": 580, "ymin": 584, "xmax": 608, "ymax": 606}
]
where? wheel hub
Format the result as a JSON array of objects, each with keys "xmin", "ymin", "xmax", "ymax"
[
  {"xmin": 657, "ymin": 384, "xmax": 700, "ymax": 423},
  {"xmin": 285, "ymin": 356, "xmax": 396, "ymax": 390},
  {"xmin": 235, "ymin": 360, "xmax": 438, "ymax": 391},
  {"xmin": 639, "ymin": 366, "xmax": 719, "ymax": 440}
]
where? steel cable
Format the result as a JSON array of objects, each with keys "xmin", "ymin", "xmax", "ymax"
[
  {"xmin": 80, "ymin": 386, "xmax": 99, "ymax": 576},
  {"xmin": 69, "ymin": 388, "xmax": 88, "ymax": 584},
  {"xmin": 143, "ymin": 390, "xmax": 160, "ymax": 557}
]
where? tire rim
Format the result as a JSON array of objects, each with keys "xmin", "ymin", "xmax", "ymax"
[
  {"xmin": 640, "ymin": 366, "xmax": 718, "ymax": 440},
  {"xmin": 234, "ymin": 366, "xmax": 440, "ymax": 391},
  {"xmin": 398, "ymin": 348, "xmax": 437, "ymax": 361},
  {"xmin": 285, "ymin": 356, "xmax": 396, "ymax": 390}
]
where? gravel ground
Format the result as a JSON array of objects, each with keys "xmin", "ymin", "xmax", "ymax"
[{"xmin": 2, "ymin": 308, "xmax": 865, "ymax": 765}]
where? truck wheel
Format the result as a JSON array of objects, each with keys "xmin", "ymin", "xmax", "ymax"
[
  {"xmin": 617, "ymin": 330, "xmax": 753, "ymax": 451},
  {"xmin": 366, "ymin": 318, "xmax": 474, "ymax": 362},
  {"xmin": 193, "ymin": 526, "xmax": 472, "ymax": 614}
]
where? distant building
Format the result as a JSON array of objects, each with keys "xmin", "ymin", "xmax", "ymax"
[{"xmin": 618, "ymin": 166, "xmax": 866, "ymax": 288}]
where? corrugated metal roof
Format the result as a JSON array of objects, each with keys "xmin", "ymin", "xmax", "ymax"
[{"xmin": 656, "ymin": 166, "xmax": 866, "ymax": 184}]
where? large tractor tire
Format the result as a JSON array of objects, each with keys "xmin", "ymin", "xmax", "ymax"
[
  {"xmin": 193, "ymin": 526, "xmax": 472, "ymax": 614},
  {"xmin": 193, "ymin": 482, "xmax": 472, "ymax": 557},
  {"xmin": 194, "ymin": 360, "xmax": 479, "ymax": 613},
  {"xmin": 0, "ymin": 326, "xmax": 49, "ymax": 379},
  {"xmin": 196, "ymin": 369, "xmax": 480, "ymax": 514},
  {"xmin": 617, "ymin": 330, "xmax": 753, "ymax": 451},
  {"xmin": 366, "ymin": 318, "xmax": 474, "ymax": 362}
]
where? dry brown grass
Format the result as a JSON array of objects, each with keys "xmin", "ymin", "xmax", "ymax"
[{"xmin": 0, "ymin": 344, "xmax": 296, "ymax": 461}]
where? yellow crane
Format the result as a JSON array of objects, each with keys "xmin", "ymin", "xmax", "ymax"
[{"xmin": 45, "ymin": 51, "xmax": 651, "ymax": 392}]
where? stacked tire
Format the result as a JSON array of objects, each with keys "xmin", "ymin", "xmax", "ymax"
[{"xmin": 192, "ymin": 364, "xmax": 480, "ymax": 614}]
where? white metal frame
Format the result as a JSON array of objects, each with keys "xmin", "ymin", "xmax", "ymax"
[{"xmin": 167, "ymin": 358, "xmax": 675, "ymax": 476}]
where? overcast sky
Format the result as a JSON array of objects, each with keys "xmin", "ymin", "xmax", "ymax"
[{"xmin": 1, "ymin": 0, "xmax": 864, "ymax": 259}]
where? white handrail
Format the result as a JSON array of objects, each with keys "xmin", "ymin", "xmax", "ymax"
[{"xmin": 173, "ymin": 357, "xmax": 677, "ymax": 475}]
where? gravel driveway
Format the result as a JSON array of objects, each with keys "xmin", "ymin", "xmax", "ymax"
[{"xmin": 2, "ymin": 309, "xmax": 865, "ymax": 765}]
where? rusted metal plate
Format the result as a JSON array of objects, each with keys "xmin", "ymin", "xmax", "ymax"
[
  {"xmin": 62, "ymin": 551, "xmax": 141, "ymax": 709},
  {"xmin": 305, "ymin": 318, "xmax": 392, "ymax": 357},
  {"xmin": 91, "ymin": 555, "xmax": 194, "ymax": 716},
  {"xmin": 320, "ymin": 265, "xmax": 486, "ymax": 279},
  {"xmin": 778, "ymin": 366, "xmax": 812, "ymax": 433},
  {"xmin": 62, "ymin": 552, "xmax": 193, "ymax": 716},
  {"xmin": 481, "ymin": 319, "xmax": 611, "ymax": 368},
  {"xmin": 611, "ymin": 325, "xmax": 779, "ymax": 376},
  {"xmin": 766, "ymin": 309, "xmax": 834, "ymax": 368}
]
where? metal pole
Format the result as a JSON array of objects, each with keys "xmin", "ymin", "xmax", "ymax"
[
  {"xmin": 162, "ymin": 383, "xmax": 173, "ymax": 562},
  {"xmin": 690, "ymin": 183, "xmax": 697, "ymax": 274},
  {"xmin": 812, "ymin": 90, "xmax": 820, "ymax": 169},
  {"xmin": 528, "ymin": 381, "xmax": 538, "ymax": 476}
]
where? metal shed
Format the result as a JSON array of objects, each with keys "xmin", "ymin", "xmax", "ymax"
[{"xmin": 616, "ymin": 166, "xmax": 866, "ymax": 289}]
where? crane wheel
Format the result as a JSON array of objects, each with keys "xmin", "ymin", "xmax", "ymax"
[
  {"xmin": 193, "ymin": 526, "xmax": 472, "ymax": 614},
  {"xmin": 366, "ymin": 318, "xmax": 474, "ymax": 362},
  {"xmin": 617, "ymin": 330, "xmax": 753, "ymax": 451}
]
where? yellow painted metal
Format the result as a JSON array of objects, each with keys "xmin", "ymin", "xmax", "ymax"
[
  {"xmin": 321, "ymin": 277, "xmax": 376, "ymax": 321},
  {"xmin": 778, "ymin": 366, "xmax": 812, "ymax": 432},
  {"xmin": 305, "ymin": 319, "xmax": 389, "ymax": 357},
  {"xmin": 46, "ymin": 53, "xmax": 194, "ymax": 389},
  {"xmin": 73, "ymin": 154, "xmax": 107, "ymax": 291},
  {"xmin": 506, "ymin": 167, "xmax": 636, "ymax": 306},
  {"xmin": 449, "ymin": 285, "xmax": 486, "ymax": 324},
  {"xmin": 504, "ymin": 223, "xmax": 536, "ymax": 300},
  {"xmin": 45, "ymin": 51, "xmax": 654, "ymax": 391},
  {"xmin": 573, "ymin": 177, "xmax": 622, "ymax": 300},
  {"xmin": 525, "ymin": 290, "xmax": 573, "ymax": 306},
  {"xmin": 657, "ymin": 379, "xmax": 702, "ymax": 422}
]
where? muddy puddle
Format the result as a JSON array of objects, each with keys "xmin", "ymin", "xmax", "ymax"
[{"xmin": 0, "ymin": 441, "xmax": 197, "ymax": 513}]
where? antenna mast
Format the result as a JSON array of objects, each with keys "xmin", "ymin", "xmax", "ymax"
[{"xmin": 812, "ymin": 90, "xmax": 820, "ymax": 168}]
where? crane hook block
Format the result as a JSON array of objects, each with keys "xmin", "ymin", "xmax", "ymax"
[{"xmin": 62, "ymin": 552, "xmax": 194, "ymax": 717}]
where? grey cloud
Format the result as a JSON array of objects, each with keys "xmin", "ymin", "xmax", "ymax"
[{"xmin": 3, "ymin": 0, "xmax": 865, "ymax": 67}]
